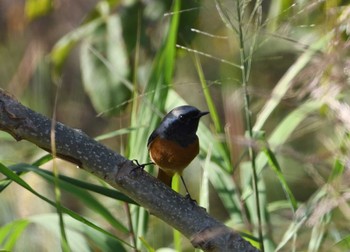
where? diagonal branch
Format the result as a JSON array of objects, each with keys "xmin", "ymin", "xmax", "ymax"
[{"xmin": 0, "ymin": 89, "xmax": 259, "ymax": 252}]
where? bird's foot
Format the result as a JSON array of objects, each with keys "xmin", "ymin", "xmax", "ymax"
[
  {"xmin": 185, "ymin": 193, "xmax": 197, "ymax": 204},
  {"xmin": 184, "ymin": 194, "xmax": 207, "ymax": 212},
  {"xmin": 131, "ymin": 159, "xmax": 154, "ymax": 173}
]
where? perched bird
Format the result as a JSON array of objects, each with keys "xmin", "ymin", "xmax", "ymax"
[{"xmin": 147, "ymin": 105, "xmax": 209, "ymax": 195}]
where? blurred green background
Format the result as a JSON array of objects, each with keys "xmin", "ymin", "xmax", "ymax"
[{"xmin": 1, "ymin": 0, "xmax": 350, "ymax": 251}]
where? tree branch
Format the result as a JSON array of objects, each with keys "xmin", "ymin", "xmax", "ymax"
[{"xmin": 0, "ymin": 89, "xmax": 259, "ymax": 252}]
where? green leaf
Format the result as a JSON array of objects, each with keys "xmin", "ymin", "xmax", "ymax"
[
  {"xmin": 199, "ymin": 148, "xmax": 211, "ymax": 210},
  {"xmin": 0, "ymin": 179, "xmax": 11, "ymax": 193},
  {"xmin": 308, "ymin": 214, "xmax": 329, "ymax": 252},
  {"xmin": 263, "ymin": 147, "xmax": 298, "ymax": 212},
  {"xmin": 205, "ymin": 162, "xmax": 243, "ymax": 224},
  {"xmin": 0, "ymin": 163, "xmax": 131, "ymax": 247},
  {"xmin": 0, "ymin": 155, "xmax": 52, "ymax": 193},
  {"xmin": 2, "ymin": 161, "xmax": 135, "ymax": 204},
  {"xmin": 195, "ymin": 54, "xmax": 222, "ymax": 132},
  {"xmin": 51, "ymin": 18, "xmax": 104, "ymax": 75},
  {"xmin": 95, "ymin": 126, "xmax": 141, "ymax": 141},
  {"xmin": 253, "ymin": 33, "xmax": 332, "ymax": 132},
  {"xmin": 329, "ymin": 159, "xmax": 345, "ymax": 182},
  {"xmin": 25, "ymin": 0, "xmax": 53, "ymax": 20},
  {"xmin": 80, "ymin": 14, "xmax": 131, "ymax": 115},
  {"xmin": 10, "ymin": 163, "xmax": 137, "ymax": 206},
  {"xmin": 6, "ymin": 163, "xmax": 134, "ymax": 235},
  {"xmin": 31, "ymin": 154, "xmax": 53, "ymax": 166},
  {"xmin": 31, "ymin": 167, "xmax": 129, "ymax": 233},
  {"xmin": 333, "ymin": 235, "xmax": 350, "ymax": 251},
  {"xmin": 255, "ymin": 100, "xmax": 322, "ymax": 174},
  {"xmin": 275, "ymin": 216, "xmax": 307, "ymax": 251},
  {"xmin": 194, "ymin": 55, "xmax": 232, "ymax": 172},
  {"xmin": 138, "ymin": 236, "xmax": 155, "ymax": 252},
  {"xmin": 0, "ymin": 219, "xmax": 30, "ymax": 250},
  {"xmin": 29, "ymin": 214, "xmax": 127, "ymax": 252}
]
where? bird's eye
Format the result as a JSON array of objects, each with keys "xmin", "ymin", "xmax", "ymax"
[{"xmin": 179, "ymin": 114, "xmax": 185, "ymax": 121}]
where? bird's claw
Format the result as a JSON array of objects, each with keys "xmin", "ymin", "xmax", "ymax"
[
  {"xmin": 131, "ymin": 160, "xmax": 154, "ymax": 173},
  {"xmin": 132, "ymin": 159, "xmax": 144, "ymax": 169},
  {"xmin": 185, "ymin": 193, "xmax": 197, "ymax": 204}
]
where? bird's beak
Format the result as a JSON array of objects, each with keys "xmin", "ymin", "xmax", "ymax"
[{"xmin": 199, "ymin": 111, "xmax": 209, "ymax": 117}]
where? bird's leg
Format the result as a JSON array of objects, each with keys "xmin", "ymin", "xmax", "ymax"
[{"xmin": 180, "ymin": 175, "xmax": 197, "ymax": 203}]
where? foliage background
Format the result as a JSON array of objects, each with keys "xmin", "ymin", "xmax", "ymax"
[{"xmin": 1, "ymin": 0, "xmax": 350, "ymax": 251}]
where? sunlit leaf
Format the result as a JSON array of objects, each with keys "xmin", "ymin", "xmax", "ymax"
[
  {"xmin": 51, "ymin": 18, "xmax": 103, "ymax": 75},
  {"xmin": 80, "ymin": 14, "xmax": 131, "ymax": 116},
  {"xmin": 0, "ymin": 219, "xmax": 29, "ymax": 250},
  {"xmin": 25, "ymin": 0, "xmax": 53, "ymax": 20}
]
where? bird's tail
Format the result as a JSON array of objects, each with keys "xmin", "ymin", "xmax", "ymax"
[{"xmin": 157, "ymin": 169, "xmax": 173, "ymax": 188}]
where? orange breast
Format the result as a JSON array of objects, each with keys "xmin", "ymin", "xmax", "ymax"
[{"xmin": 148, "ymin": 136, "xmax": 199, "ymax": 175}]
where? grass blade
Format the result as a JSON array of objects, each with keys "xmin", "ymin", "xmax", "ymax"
[
  {"xmin": 0, "ymin": 219, "xmax": 30, "ymax": 250},
  {"xmin": 263, "ymin": 147, "xmax": 298, "ymax": 212},
  {"xmin": 0, "ymin": 163, "xmax": 132, "ymax": 248},
  {"xmin": 9, "ymin": 164, "xmax": 130, "ymax": 233},
  {"xmin": 253, "ymin": 33, "xmax": 332, "ymax": 132}
]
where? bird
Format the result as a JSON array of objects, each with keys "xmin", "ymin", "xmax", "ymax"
[{"xmin": 147, "ymin": 105, "xmax": 209, "ymax": 196}]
